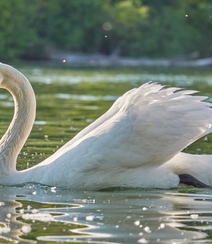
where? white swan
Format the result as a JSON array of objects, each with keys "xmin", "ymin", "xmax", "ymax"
[{"xmin": 0, "ymin": 62, "xmax": 212, "ymax": 190}]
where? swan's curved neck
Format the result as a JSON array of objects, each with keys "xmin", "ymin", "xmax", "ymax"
[{"xmin": 0, "ymin": 64, "xmax": 36, "ymax": 173}]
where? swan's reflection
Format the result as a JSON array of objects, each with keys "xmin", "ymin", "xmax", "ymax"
[
  {"xmin": 0, "ymin": 187, "xmax": 33, "ymax": 243},
  {"xmin": 0, "ymin": 185, "xmax": 211, "ymax": 243}
]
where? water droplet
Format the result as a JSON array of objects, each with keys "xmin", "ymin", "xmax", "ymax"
[
  {"xmin": 86, "ymin": 215, "xmax": 94, "ymax": 221},
  {"xmin": 51, "ymin": 187, "xmax": 57, "ymax": 193},
  {"xmin": 138, "ymin": 238, "xmax": 148, "ymax": 243},
  {"xmin": 144, "ymin": 226, "xmax": 151, "ymax": 233},
  {"xmin": 22, "ymin": 225, "xmax": 32, "ymax": 234},
  {"xmin": 134, "ymin": 220, "xmax": 140, "ymax": 226},
  {"xmin": 20, "ymin": 209, "xmax": 25, "ymax": 214},
  {"xmin": 158, "ymin": 223, "xmax": 165, "ymax": 229},
  {"xmin": 190, "ymin": 214, "xmax": 199, "ymax": 219}
]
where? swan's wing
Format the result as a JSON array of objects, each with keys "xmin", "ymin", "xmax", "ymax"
[
  {"xmin": 55, "ymin": 82, "xmax": 212, "ymax": 170},
  {"xmin": 57, "ymin": 86, "xmax": 137, "ymax": 151}
]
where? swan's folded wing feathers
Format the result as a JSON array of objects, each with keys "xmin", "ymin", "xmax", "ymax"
[
  {"xmin": 57, "ymin": 88, "xmax": 138, "ymax": 152},
  {"xmin": 74, "ymin": 83, "xmax": 212, "ymax": 170},
  {"xmin": 53, "ymin": 82, "xmax": 212, "ymax": 172}
]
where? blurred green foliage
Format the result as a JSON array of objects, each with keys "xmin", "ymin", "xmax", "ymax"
[{"xmin": 0, "ymin": 0, "xmax": 212, "ymax": 61}]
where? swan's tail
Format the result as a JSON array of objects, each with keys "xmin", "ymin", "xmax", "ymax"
[{"xmin": 164, "ymin": 152, "xmax": 212, "ymax": 187}]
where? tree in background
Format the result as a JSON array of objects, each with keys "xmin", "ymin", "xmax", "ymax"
[
  {"xmin": 0, "ymin": 0, "xmax": 37, "ymax": 61},
  {"xmin": 53, "ymin": 0, "xmax": 104, "ymax": 53},
  {"xmin": 179, "ymin": 0, "xmax": 212, "ymax": 58},
  {"xmin": 0, "ymin": 0, "xmax": 211, "ymax": 61}
]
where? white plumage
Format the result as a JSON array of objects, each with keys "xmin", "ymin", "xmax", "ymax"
[{"xmin": 0, "ymin": 62, "xmax": 212, "ymax": 190}]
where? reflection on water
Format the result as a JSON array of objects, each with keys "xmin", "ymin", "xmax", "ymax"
[
  {"xmin": 0, "ymin": 186, "xmax": 212, "ymax": 243},
  {"xmin": 0, "ymin": 65, "xmax": 212, "ymax": 243},
  {"xmin": 56, "ymin": 93, "xmax": 117, "ymax": 101}
]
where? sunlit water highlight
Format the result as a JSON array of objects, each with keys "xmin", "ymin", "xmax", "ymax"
[{"xmin": 0, "ymin": 65, "xmax": 212, "ymax": 243}]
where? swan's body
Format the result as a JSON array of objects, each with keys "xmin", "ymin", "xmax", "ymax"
[{"xmin": 0, "ymin": 63, "xmax": 212, "ymax": 190}]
